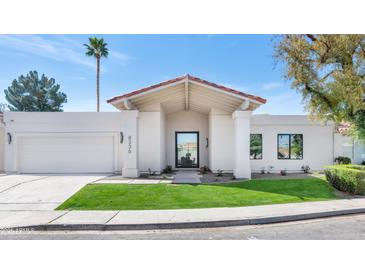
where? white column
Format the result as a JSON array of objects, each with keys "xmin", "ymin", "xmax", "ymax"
[
  {"xmin": 232, "ymin": 110, "xmax": 252, "ymax": 179},
  {"xmin": 122, "ymin": 110, "xmax": 140, "ymax": 178}
]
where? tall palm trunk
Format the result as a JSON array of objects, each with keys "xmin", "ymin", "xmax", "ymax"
[{"xmin": 96, "ymin": 57, "xmax": 100, "ymax": 112}]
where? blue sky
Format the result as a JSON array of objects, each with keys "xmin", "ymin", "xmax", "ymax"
[{"xmin": 0, "ymin": 34, "xmax": 306, "ymax": 114}]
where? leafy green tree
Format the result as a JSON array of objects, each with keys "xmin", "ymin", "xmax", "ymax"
[
  {"xmin": 4, "ymin": 71, "xmax": 67, "ymax": 111},
  {"xmin": 84, "ymin": 37, "xmax": 109, "ymax": 112},
  {"xmin": 274, "ymin": 35, "xmax": 365, "ymax": 138},
  {"xmin": 291, "ymin": 134, "xmax": 303, "ymax": 159},
  {"xmin": 250, "ymin": 134, "xmax": 262, "ymax": 159}
]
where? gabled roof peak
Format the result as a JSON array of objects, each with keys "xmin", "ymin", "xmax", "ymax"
[{"xmin": 107, "ymin": 74, "xmax": 267, "ymax": 104}]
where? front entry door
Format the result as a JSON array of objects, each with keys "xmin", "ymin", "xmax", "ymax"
[{"xmin": 175, "ymin": 132, "xmax": 199, "ymax": 168}]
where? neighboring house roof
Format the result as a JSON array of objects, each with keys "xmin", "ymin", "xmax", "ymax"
[
  {"xmin": 337, "ymin": 123, "xmax": 351, "ymax": 134},
  {"xmin": 107, "ymin": 74, "xmax": 267, "ymax": 104}
]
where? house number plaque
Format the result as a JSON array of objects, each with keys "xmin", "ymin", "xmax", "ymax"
[{"xmin": 128, "ymin": 136, "xmax": 132, "ymax": 153}]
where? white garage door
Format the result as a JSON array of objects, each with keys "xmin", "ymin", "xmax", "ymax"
[{"xmin": 17, "ymin": 134, "xmax": 115, "ymax": 173}]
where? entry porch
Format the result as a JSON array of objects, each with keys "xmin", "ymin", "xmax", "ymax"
[{"xmin": 108, "ymin": 75, "xmax": 266, "ymax": 179}]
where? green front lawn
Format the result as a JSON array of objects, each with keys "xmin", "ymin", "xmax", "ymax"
[{"xmin": 57, "ymin": 178, "xmax": 338, "ymax": 210}]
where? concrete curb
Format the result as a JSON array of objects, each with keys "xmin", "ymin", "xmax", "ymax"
[{"xmin": 12, "ymin": 207, "xmax": 365, "ymax": 231}]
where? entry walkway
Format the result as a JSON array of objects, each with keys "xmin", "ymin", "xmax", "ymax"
[{"xmin": 173, "ymin": 170, "xmax": 202, "ymax": 183}]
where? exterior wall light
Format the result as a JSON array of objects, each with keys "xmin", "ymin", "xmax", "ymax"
[
  {"xmin": 120, "ymin": 132, "xmax": 124, "ymax": 144},
  {"xmin": 206, "ymin": 137, "xmax": 209, "ymax": 148},
  {"xmin": 7, "ymin": 132, "xmax": 12, "ymax": 144}
]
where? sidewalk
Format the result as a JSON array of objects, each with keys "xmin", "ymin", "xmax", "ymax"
[{"xmin": 1, "ymin": 198, "xmax": 365, "ymax": 231}]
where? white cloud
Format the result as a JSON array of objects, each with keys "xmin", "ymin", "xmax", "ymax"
[
  {"xmin": 0, "ymin": 35, "xmax": 96, "ymax": 69},
  {"xmin": 109, "ymin": 50, "xmax": 130, "ymax": 62},
  {"xmin": 0, "ymin": 35, "xmax": 131, "ymax": 70},
  {"xmin": 262, "ymin": 82, "xmax": 283, "ymax": 91}
]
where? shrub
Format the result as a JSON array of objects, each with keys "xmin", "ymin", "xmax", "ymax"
[
  {"xmin": 162, "ymin": 165, "xmax": 173, "ymax": 174},
  {"xmin": 334, "ymin": 156, "xmax": 351, "ymax": 164},
  {"xmin": 148, "ymin": 168, "xmax": 156, "ymax": 176},
  {"xmin": 347, "ymin": 165, "xmax": 365, "ymax": 171},
  {"xmin": 324, "ymin": 165, "xmax": 365, "ymax": 195},
  {"xmin": 362, "ymin": 161, "xmax": 365, "ymax": 166},
  {"xmin": 216, "ymin": 170, "xmax": 223, "ymax": 177},
  {"xmin": 301, "ymin": 165, "xmax": 310, "ymax": 173},
  {"xmin": 280, "ymin": 169, "xmax": 287, "ymax": 176},
  {"xmin": 199, "ymin": 166, "xmax": 211, "ymax": 174}
]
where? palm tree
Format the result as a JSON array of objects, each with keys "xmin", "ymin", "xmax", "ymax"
[{"xmin": 84, "ymin": 37, "xmax": 109, "ymax": 112}]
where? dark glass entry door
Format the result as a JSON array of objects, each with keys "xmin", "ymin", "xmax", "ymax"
[{"xmin": 175, "ymin": 132, "xmax": 199, "ymax": 168}]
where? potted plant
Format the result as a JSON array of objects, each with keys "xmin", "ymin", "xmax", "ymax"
[
  {"xmin": 162, "ymin": 165, "xmax": 173, "ymax": 174},
  {"xmin": 216, "ymin": 169, "xmax": 223, "ymax": 177},
  {"xmin": 301, "ymin": 165, "xmax": 310, "ymax": 173},
  {"xmin": 199, "ymin": 166, "xmax": 211, "ymax": 174}
]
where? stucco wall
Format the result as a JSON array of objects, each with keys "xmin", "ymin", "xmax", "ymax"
[
  {"xmin": 138, "ymin": 111, "xmax": 165, "ymax": 173},
  {"xmin": 354, "ymin": 139, "xmax": 365, "ymax": 164},
  {"xmin": 4, "ymin": 112, "xmax": 132, "ymax": 173},
  {"xmin": 209, "ymin": 109, "xmax": 234, "ymax": 172},
  {"xmin": 0, "ymin": 124, "xmax": 4, "ymax": 172},
  {"xmin": 250, "ymin": 115, "xmax": 335, "ymax": 172},
  {"xmin": 160, "ymin": 109, "xmax": 166, "ymax": 170},
  {"xmin": 334, "ymin": 133, "xmax": 365, "ymax": 164},
  {"xmin": 165, "ymin": 110, "xmax": 209, "ymax": 168},
  {"xmin": 334, "ymin": 133, "xmax": 352, "ymax": 160},
  {"xmin": 3, "ymin": 111, "xmax": 351, "ymax": 174}
]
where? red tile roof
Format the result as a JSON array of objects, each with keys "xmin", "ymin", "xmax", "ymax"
[
  {"xmin": 107, "ymin": 74, "xmax": 267, "ymax": 104},
  {"xmin": 337, "ymin": 123, "xmax": 351, "ymax": 134}
]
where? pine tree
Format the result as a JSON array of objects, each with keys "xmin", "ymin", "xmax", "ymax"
[{"xmin": 4, "ymin": 71, "xmax": 67, "ymax": 111}]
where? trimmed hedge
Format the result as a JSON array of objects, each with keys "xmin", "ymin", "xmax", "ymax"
[
  {"xmin": 324, "ymin": 165, "xmax": 365, "ymax": 195},
  {"xmin": 347, "ymin": 165, "xmax": 365, "ymax": 171}
]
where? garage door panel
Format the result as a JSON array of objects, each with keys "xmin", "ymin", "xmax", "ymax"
[{"xmin": 17, "ymin": 134, "xmax": 115, "ymax": 173}]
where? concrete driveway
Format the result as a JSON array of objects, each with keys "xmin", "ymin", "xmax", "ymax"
[{"xmin": 0, "ymin": 174, "xmax": 107, "ymax": 210}]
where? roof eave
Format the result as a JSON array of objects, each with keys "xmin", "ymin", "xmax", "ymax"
[{"xmin": 107, "ymin": 74, "xmax": 267, "ymax": 106}]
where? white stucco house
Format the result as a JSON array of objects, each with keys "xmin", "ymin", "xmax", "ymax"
[{"xmin": 3, "ymin": 75, "xmax": 365, "ymax": 178}]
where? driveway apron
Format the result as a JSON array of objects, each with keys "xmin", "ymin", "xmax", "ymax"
[{"xmin": 0, "ymin": 174, "xmax": 107, "ymax": 210}]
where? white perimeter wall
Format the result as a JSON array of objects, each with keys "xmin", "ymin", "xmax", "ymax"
[
  {"xmin": 250, "ymin": 115, "xmax": 335, "ymax": 172},
  {"xmin": 0, "ymin": 124, "xmax": 4, "ymax": 172},
  {"xmin": 334, "ymin": 133, "xmax": 365, "ymax": 164},
  {"xmin": 4, "ymin": 112, "xmax": 133, "ymax": 173},
  {"xmin": 354, "ymin": 139, "xmax": 365, "ymax": 164},
  {"xmin": 165, "ymin": 110, "xmax": 209, "ymax": 168},
  {"xmin": 138, "ymin": 111, "xmax": 165, "ymax": 173}
]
